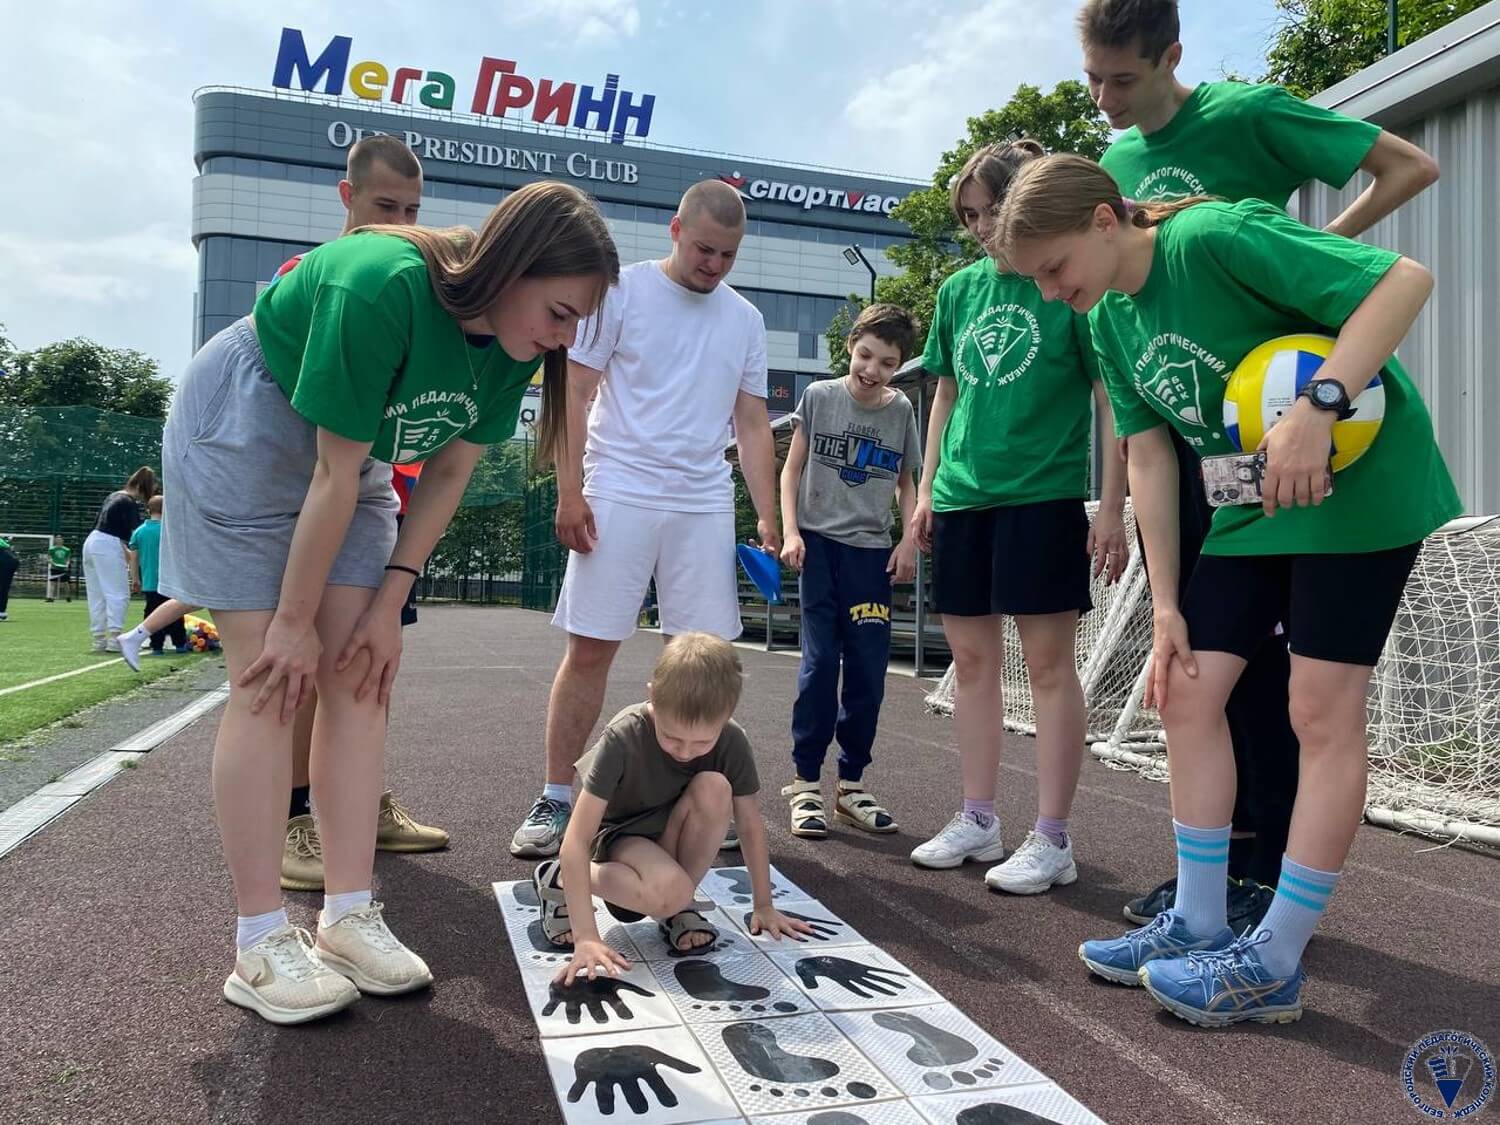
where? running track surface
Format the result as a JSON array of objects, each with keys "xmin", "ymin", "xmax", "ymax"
[{"xmin": 0, "ymin": 607, "xmax": 1494, "ymax": 1124}]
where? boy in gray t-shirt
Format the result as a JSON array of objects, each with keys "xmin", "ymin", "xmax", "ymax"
[{"xmin": 778, "ymin": 303, "xmax": 922, "ymax": 841}]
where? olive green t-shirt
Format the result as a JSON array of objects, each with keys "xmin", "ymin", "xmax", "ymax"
[
  {"xmin": 576, "ymin": 703, "xmax": 760, "ymax": 833},
  {"xmin": 1089, "ymin": 200, "xmax": 1461, "ymax": 556},
  {"xmin": 1101, "ymin": 81, "xmax": 1379, "ymax": 207},
  {"xmin": 253, "ymin": 233, "xmax": 541, "ymax": 464},
  {"xmin": 921, "ymin": 258, "xmax": 1098, "ymax": 511}
]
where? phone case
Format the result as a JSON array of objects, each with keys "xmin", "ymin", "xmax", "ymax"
[{"xmin": 1201, "ymin": 451, "xmax": 1333, "ymax": 508}]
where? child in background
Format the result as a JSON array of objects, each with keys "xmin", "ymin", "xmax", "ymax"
[
  {"xmin": 778, "ymin": 303, "xmax": 922, "ymax": 838},
  {"xmin": 534, "ymin": 632, "xmax": 812, "ymax": 982},
  {"xmin": 127, "ymin": 496, "xmax": 189, "ymax": 658}
]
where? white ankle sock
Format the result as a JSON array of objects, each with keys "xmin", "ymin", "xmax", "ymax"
[
  {"xmin": 542, "ymin": 783, "xmax": 573, "ymax": 805},
  {"xmin": 237, "ymin": 907, "xmax": 289, "ymax": 950},
  {"xmin": 322, "ymin": 889, "xmax": 372, "ymax": 926}
]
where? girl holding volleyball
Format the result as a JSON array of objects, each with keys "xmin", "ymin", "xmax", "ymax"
[{"xmin": 993, "ymin": 153, "xmax": 1459, "ymax": 1026}]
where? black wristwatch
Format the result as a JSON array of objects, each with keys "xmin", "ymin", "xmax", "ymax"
[{"xmin": 1298, "ymin": 378, "xmax": 1355, "ymax": 420}]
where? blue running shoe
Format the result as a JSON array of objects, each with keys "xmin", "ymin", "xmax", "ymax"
[
  {"xmin": 1078, "ymin": 910, "xmax": 1235, "ymax": 986},
  {"xmin": 1140, "ymin": 932, "xmax": 1304, "ymax": 1027}
]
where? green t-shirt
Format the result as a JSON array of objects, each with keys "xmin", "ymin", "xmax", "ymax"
[
  {"xmin": 253, "ymin": 233, "xmax": 541, "ymax": 464},
  {"xmin": 1090, "ymin": 200, "xmax": 1460, "ymax": 555},
  {"xmin": 128, "ymin": 520, "xmax": 162, "ymax": 593},
  {"xmin": 0, "ymin": 536, "xmax": 10, "ymax": 550},
  {"xmin": 49, "ymin": 545, "xmax": 71, "ymax": 568},
  {"xmin": 1101, "ymin": 81, "xmax": 1379, "ymax": 207},
  {"xmin": 921, "ymin": 258, "xmax": 1098, "ymax": 511}
]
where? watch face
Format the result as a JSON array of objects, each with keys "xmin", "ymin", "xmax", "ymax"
[{"xmin": 1312, "ymin": 382, "xmax": 1342, "ymax": 406}]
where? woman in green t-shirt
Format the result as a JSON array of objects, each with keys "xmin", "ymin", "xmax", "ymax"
[
  {"xmin": 909, "ymin": 140, "xmax": 1128, "ymax": 892},
  {"xmin": 995, "ymin": 154, "xmax": 1461, "ymax": 1027},
  {"xmin": 159, "ymin": 180, "xmax": 619, "ymax": 1026}
]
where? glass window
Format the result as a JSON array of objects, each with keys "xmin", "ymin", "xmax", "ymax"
[
  {"xmin": 204, "ymin": 237, "xmax": 230, "ymax": 280},
  {"xmin": 798, "ymin": 332, "xmax": 818, "ymax": 359},
  {"xmin": 204, "ymin": 280, "xmax": 232, "ymax": 317},
  {"xmin": 229, "ymin": 238, "xmax": 257, "ymax": 281}
]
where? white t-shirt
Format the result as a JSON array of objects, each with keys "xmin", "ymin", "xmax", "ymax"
[{"xmin": 570, "ymin": 260, "xmax": 768, "ymax": 513}]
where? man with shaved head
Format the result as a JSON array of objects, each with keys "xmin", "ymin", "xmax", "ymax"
[{"xmin": 511, "ymin": 178, "xmax": 779, "ymax": 860}]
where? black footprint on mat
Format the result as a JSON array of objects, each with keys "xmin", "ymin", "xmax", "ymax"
[
  {"xmin": 957, "ymin": 1103, "xmax": 1065, "ymax": 1125},
  {"xmin": 873, "ymin": 1010, "xmax": 977, "ymax": 1066},
  {"xmin": 512, "ymin": 881, "xmax": 540, "ymax": 908},
  {"xmin": 718, "ymin": 868, "xmax": 786, "ymax": 904},
  {"xmin": 675, "ymin": 959, "xmax": 771, "ymax": 1001},
  {"xmin": 723, "ymin": 1021, "xmax": 839, "ymax": 1082},
  {"xmin": 807, "ymin": 1113, "xmax": 872, "ymax": 1124}
]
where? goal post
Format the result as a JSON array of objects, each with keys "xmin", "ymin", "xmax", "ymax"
[{"xmin": 1, "ymin": 533, "xmax": 58, "ymax": 599}]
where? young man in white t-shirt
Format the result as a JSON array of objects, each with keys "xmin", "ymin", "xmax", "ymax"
[{"xmin": 510, "ymin": 179, "xmax": 780, "ymax": 859}]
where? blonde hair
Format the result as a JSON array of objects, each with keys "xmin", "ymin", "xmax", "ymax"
[
  {"xmin": 991, "ymin": 153, "xmax": 1214, "ymax": 259},
  {"xmin": 652, "ymin": 632, "xmax": 744, "ymax": 725},
  {"xmin": 146, "ymin": 495, "xmax": 163, "ymax": 515},
  {"xmin": 680, "ymin": 179, "xmax": 746, "ymax": 228},
  {"xmin": 949, "ymin": 139, "xmax": 1046, "ymax": 228},
  {"xmin": 359, "ymin": 181, "xmax": 619, "ymax": 467}
]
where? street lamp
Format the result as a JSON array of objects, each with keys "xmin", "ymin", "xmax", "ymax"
[{"xmin": 843, "ymin": 244, "xmax": 877, "ymax": 304}]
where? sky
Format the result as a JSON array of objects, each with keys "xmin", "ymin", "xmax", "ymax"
[{"xmin": 0, "ymin": 0, "xmax": 1283, "ymax": 376}]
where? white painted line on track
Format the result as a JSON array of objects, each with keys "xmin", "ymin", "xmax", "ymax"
[{"xmin": 0, "ymin": 659, "xmax": 123, "ymax": 697}]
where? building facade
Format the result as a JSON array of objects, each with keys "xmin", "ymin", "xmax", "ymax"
[{"xmin": 191, "ymin": 86, "xmax": 925, "ymax": 425}]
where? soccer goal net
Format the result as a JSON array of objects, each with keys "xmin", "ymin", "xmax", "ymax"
[
  {"xmin": 1, "ymin": 534, "xmax": 57, "ymax": 596},
  {"xmin": 923, "ymin": 505, "xmax": 1500, "ymax": 846}
]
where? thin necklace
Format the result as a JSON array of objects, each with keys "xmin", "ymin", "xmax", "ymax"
[{"xmin": 457, "ymin": 321, "xmax": 484, "ymax": 393}]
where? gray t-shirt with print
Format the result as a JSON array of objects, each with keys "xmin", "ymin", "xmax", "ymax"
[{"xmin": 790, "ymin": 378, "xmax": 922, "ymax": 549}]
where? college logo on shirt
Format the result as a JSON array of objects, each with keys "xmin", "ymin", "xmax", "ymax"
[
  {"xmin": 956, "ymin": 304, "xmax": 1041, "ymax": 390},
  {"xmin": 811, "ymin": 427, "xmax": 904, "ymax": 487},
  {"xmin": 385, "ymin": 390, "xmax": 480, "ymax": 463},
  {"xmin": 1134, "ymin": 166, "xmax": 1208, "ymax": 202},
  {"xmin": 1133, "ymin": 333, "xmax": 1231, "ymax": 447}
]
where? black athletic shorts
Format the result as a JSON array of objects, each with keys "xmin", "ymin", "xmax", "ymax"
[
  {"xmin": 932, "ymin": 499, "xmax": 1093, "ymax": 618},
  {"xmin": 395, "ymin": 513, "xmax": 418, "ymax": 627},
  {"xmin": 1182, "ymin": 542, "xmax": 1422, "ymax": 667}
]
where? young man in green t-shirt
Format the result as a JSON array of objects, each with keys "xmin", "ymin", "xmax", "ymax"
[{"xmin": 1076, "ymin": 0, "xmax": 1440, "ymax": 932}]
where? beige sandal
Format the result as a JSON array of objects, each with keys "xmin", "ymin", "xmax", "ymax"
[
  {"xmin": 781, "ymin": 779, "xmax": 828, "ymax": 838},
  {"xmin": 834, "ymin": 782, "xmax": 897, "ymax": 833}
]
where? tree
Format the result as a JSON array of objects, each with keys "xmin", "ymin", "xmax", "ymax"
[
  {"xmin": 0, "ymin": 338, "xmax": 173, "ymax": 420},
  {"xmin": 1265, "ymin": 0, "xmax": 1489, "ymax": 97},
  {"xmin": 824, "ymin": 81, "xmax": 1110, "ymax": 377}
]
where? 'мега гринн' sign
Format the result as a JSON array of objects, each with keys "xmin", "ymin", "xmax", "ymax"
[{"xmin": 273, "ymin": 27, "xmax": 655, "ymax": 145}]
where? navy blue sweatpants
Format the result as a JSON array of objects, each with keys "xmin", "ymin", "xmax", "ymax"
[{"xmin": 791, "ymin": 530, "xmax": 893, "ymax": 782}]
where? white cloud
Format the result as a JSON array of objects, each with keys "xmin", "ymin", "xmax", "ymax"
[
  {"xmin": 0, "ymin": 228, "xmax": 197, "ymax": 305},
  {"xmin": 506, "ymin": 0, "xmax": 641, "ymax": 44}
]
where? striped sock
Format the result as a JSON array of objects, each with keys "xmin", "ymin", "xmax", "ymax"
[
  {"xmin": 1034, "ymin": 815, "xmax": 1069, "ymax": 849},
  {"xmin": 1250, "ymin": 856, "xmax": 1339, "ymax": 977},
  {"xmin": 1174, "ymin": 820, "xmax": 1231, "ymax": 937}
]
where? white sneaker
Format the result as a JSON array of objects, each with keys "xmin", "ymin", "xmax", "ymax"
[
  {"xmin": 222, "ymin": 925, "xmax": 359, "ymax": 1025},
  {"xmin": 910, "ymin": 812, "xmax": 1005, "ymax": 869},
  {"xmin": 985, "ymin": 830, "xmax": 1078, "ymax": 894},
  {"xmin": 104, "ymin": 631, "xmax": 122, "ymax": 653},
  {"xmin": 118, "ymin": 626, "xmax": 147, "ymax": 672},
  {"xmin": 317, "ymin": 901, "xmax": 433, "ymax": 995}
]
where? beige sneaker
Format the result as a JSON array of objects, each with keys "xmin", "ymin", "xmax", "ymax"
[
  {"xmin": 222, "ymin": 925, "xmax": 359, "ymax": 1025},
  {"xmin": 316, "ymin": 901, "xmax": 432, "ymax": 995},
  {"xmin": 281, "ymin": 814, "xmax": 325, "ymax": 891},
  {"xmin": 375, "ymin": 791, "xmax": 450, "ymax": 853}
]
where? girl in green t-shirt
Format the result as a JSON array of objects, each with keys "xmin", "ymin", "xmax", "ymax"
[
  {"xmin": 159, "ymin": 180, "xmax": 619, "ymax": 1027},
  {"xmin": 995, "ymin": 153, "xmax": 1461, "ymax": 1027},
  {"xmin": 909, "ymin": 140, "xmax": 1128, "ymax": 893}
]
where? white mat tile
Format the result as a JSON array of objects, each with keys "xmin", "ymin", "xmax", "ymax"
[
  {"xmin": 749, "ymin": 1099, "xmax": 931, "ymax": 1123},
  {"xmin": 912, "ymin": 1084, "xmax": 1108, "ymax": 1125},
  {"xmin": 649, "ymin": 950, "xmax": 816, "ymax": 1023},
  {"xmin": 520, "ymin": 960, "xmax": 683, "ymax": 1038},
  {"xmin": 726, "ymin": 899, "xmax": 868, "ymax": 950},
  {"xmin": 829, "ymin": 1003, "xmax": 1047, "ymax": 1096},
  {"xmin": 542, "ymin": 1025, "xmax": 739, "ymax": 1125},
  {"xmin": 768, "ymin": 944, "xmax": 941, "ymax": 1012},
  {"xmin": 493, "ymin": 881, "xmax": 639, "ymax": 970},
  {"xmin": 699, "ymin": 863, "xmax": 810, "ymax": 908}
]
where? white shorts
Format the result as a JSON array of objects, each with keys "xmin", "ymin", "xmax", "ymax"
[{"xmin": 551, "ymin": 497, "xmax": 742, "ymax": 642}]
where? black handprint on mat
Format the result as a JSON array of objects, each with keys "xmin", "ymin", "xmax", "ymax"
[
  {"xmin": 542, "ymin": 976, "xmax": 654, "ymax": 1025},
  {"xmin": 956, "ymin": 1103, "xmax": 1064, "ymax": 1124},
  {"xmin": 722, "ymin": 1021, "xmax": 840, "ymax": 1082},
  {"xmin": 741, "ymin": 907, "xmax": 844, "ymax": 940},
  {"xmin": 566, "ymin": 1044, "xmax": 702, "ymax": 1116},
  {"xmin": 795, "ymin": 955, "xmax": 911, "ymax": 998},
  {"xmin": 873, "ymin": 1010, "xmax": 977, "ymax": 1066},
  {"xmin": 674, "ymin": 959, "xmax": 770, "ymax": 1001}
]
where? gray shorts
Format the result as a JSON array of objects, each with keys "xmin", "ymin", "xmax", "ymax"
[{"xmin": 159, "ymin": 318, "xmax": 398, "ymax": 611}]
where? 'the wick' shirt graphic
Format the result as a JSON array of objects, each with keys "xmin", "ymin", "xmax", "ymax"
[
  {"xmin": 811, "ymin": 425, "xmax": 905, "ymax": 487},
  {"xmin": 384, "ymin": 390, "xmax": 481, "ymax": 463},
  {"xmin": 955, "ymin": 304, "xmax": 1041, "ymax": 389}
]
